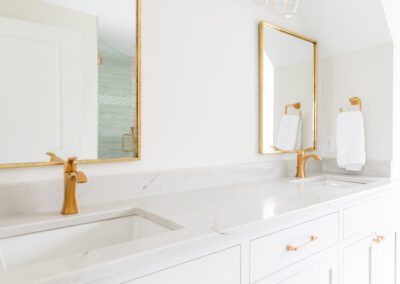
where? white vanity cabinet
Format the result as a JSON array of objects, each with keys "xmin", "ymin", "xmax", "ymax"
[
  {"xmin": 256, "ymin": 255, "xmax": 338, "ymax": 284},
  {"xmin": 125, "ymin": 246, "xmax": 241, "ymax": 284},
  {"xmin": 112, "ymin": 190, "xmax": 400, "ymax": 284},
  {"xmin": 343, "ymin": 191, "xmax": 400, "ymax": 239},
  {"xmin": 250, "ymin": 190, "xmax": 400, "ymax": 284},
  {"xmin": 343, "ymin": 228, "xmax": 396, "ymax": 284},
  {"xmin": 18, "ymin": 182, "xmax": 399, "ymax": 284},
  {"xmin": 249, "ymin": 213, "xmax": 339, "ymax": 283},
  {"xmin": 371, "ymin": 229, "xmax": 396, "ymax": 284},
  {"xmin": 342, "ymin": 192, "xmax": 400, "ymax": 284}
]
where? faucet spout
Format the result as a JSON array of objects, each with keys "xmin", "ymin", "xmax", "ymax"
[{"xmin": 304, "ymin": 154, "xmax": 322, "ymax": 162}]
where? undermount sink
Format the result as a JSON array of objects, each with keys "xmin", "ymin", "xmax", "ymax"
[
  {"xmin": 0, "ymin": 209, "xmax": 181, "ymax": 270},
  {"xmin": 293, "ymin": 176, "xmax": 377, "ymax": 189}
]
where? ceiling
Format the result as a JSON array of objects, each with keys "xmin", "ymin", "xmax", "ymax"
[
  {"xmin": 380, "ymin": 0, "xmax": 400, "ymax": 43},
  {"xmin": 296, "ymin": 0, "xmax": 392, "ymax": 57},
  {"xmin": 259, "ymin": 0, "xmax": 393, "ymax": 57}
]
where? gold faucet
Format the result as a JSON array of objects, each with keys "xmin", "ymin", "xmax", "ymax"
[
  {"xmin": 46, "ymin": 153, "xmax": 88, "ymax": 215},
  {"xmin": 295, "ymin": 150, "xmax": 322, "ymax": 179},
  {"xmin": 63, "ymin": 157, "xmax": 87, "ymax": 215}
]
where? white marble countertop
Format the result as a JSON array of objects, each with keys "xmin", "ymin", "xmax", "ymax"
[{"xmin": 0, "ymin": 175, "xmax": 398, "ymax": 283}]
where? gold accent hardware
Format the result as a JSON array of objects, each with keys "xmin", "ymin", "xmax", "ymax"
[
  {"xmin": 285, "ymin": 102, "xmax": 302, "ymax": 116},
  {"xmin": 0, "ymin": 0, "xmax": 141, "ymax": 169},
  {"xmin": 46, "ymin": 152, "xmax": 64, "ymax": 163},
  {"xmin": 122, "ymin": 127, "xmax": 135, "ymax": 152},
  {"xmin": 373, "ymin": 235, "xmax": 385, "ymax": 244},
  {"xmin": 98, "ymin": 50, "xmax": 103, "ymax": 67},
  {"xmin": 339, "ymin": 97, "xmax": 362, "ymax": 112},
  {"xmin": 287, "ymin": 235, "xmax": 319, "ymax": 252},
  {"xmin": 122, "ymin": 134, "xmax": 132, "ymax": 152},
  {"xmin": 48, "ymin": 155, "xmax": 88, "ymax": 215},
  {"xmin": 259, "ymin": 22, "xmax": 318, "ymax": 155},
  {"xmin": 295, "ymin": 150, "xmax": 322, "ymax": 178}
]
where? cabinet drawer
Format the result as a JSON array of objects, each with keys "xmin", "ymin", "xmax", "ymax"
[
  {"xmin": 255, "ymin": 254, "xmax": 338, "ymax": 284},
  {"xmin": 343, "ymin": 192, "xmax": 400, "ymax": 239},
  {"xmin": 125, "ymin": 246, "xmax": 241, "ymax": 284},
  {"xmin": 250, "ymin": 213, "xmax": 339, "ymax": 283}
]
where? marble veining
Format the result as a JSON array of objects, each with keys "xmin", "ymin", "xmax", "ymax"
[
  {"xmin": 0, "ymin": 174, "xmax": 397, "ymax": 283},
  {"xmin": 0, "ymin": 161, "xmax": 293, "ymax": 215}
]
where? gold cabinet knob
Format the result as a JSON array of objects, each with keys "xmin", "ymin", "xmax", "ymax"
[{"xmin": 373, "ymin": 235, "xmax": 385, "ymax": 244}]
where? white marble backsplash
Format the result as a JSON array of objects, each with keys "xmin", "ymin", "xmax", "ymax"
[
  {"xmin": 0, "ymin": 160, "xmax": 311, "ymax": 216},
  {"xmin": 322, "ymin": 158, "xmax": 391, "ymax": 177}
]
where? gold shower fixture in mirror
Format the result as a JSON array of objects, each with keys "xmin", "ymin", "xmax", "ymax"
[{"xmin": 258, "ymin": 22, "xmax": 317, "ymax": 154}]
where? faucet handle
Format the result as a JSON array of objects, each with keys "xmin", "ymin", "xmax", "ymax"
[
  {"xmin": 65, "ymin": 157, "xmax": 78, "ymax": 173},
  {"xmin": 46, "ymin": 152, "xmax": 64, "ymax": 163},
  {"xmin": 76, "ymin": 171, "xmax": 88, "ymax": 183}
]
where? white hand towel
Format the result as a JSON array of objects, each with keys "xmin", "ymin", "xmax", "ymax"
[
  {"xmin": 336, "ymin": 110, "xmax": 366, "ymax": 171},
  {"xmin": 276, "ymin": 114, "xmax": 301, "ymax": 151}
]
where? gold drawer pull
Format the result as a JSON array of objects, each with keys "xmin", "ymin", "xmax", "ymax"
[
  {"xmin": 287, "ymin": 235, "xmax": 319, "ymax": 252},
  {"xmin": 373, "ymin": 235, "xmax": 385, "ymax": 244}
]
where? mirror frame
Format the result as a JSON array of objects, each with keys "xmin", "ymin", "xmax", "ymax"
[
  {"xmin": 0, "ymin": 0, "xmax": 142, "ymax": 169},
  {"xmin": 258, "ymin": 22, "xmax": 318, "ymax": 155}
]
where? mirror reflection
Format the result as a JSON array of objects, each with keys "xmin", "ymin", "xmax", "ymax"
[
  {"xmin": 0, "ymin": 0, "xmax": 140, "ymax": 167},
  {"xmin": 259, "ymin": 22, "xmax": 317, "ymax": 154}
]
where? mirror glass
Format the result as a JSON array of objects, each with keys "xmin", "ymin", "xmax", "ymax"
[
  {"xmin": 259, "ymin": 22, "xmax": 317, "ymax": 154},
  {"xmin": 0, "ymin": 0, "xmax": 140, "ymax": 167}
]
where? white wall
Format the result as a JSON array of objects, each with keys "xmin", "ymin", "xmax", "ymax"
[
  {"xmin": 381, "ymin": 0, "xmax": 400, "ymax": 177},
  {"xmin": 2, "ymin": 0, "xmax": 395, "ymax": 183},
  {"xmin": 0, "ymin": 0, "xmax": 311, "ymax": 184},
  {"xmin": 391, "ymin": 44, "xmax": 400, "ymax": 177},
  {"xmin": 318, "ymin": 44, "xmax": 393, "ymax": 163}
]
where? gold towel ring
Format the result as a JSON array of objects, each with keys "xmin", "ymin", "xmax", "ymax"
[{"xmin": 339, "ymin": 97, "xmax": 362, "ymax": 112}]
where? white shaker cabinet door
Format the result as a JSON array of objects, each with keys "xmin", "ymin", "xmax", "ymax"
[
  {"xmin": 397, "ymin": 226, "xmax": 400, "ymax": 283},
  {"xmin": 343, "ymin": 236, "xmax": 371, "ymax": 284},
  {"xmin": 126, "ymin": 246, "xmax": 241, "ymax": 284},
  {"xmin": 371, "ymin": 230, "xmax": 395, "ymax": 284},
  {"xmin": 256, "ymin": 255, "xmax": 338, "ymax": 284},
  {"xmin": 343, "ymin": 229, "xmax": 396, "ymax": 284}
]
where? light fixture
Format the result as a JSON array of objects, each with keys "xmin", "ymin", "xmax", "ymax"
[{"xmin": 274, "ymin": 0, "xmax": 299, "ymax": 18}]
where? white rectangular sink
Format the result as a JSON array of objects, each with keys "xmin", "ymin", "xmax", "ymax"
[
  {"xmin": 294, "ymin": 176, "xmax": 377, "ymax": 189},
  {"xmin": 0, "ymin": 209, "xmax": 181, "ymax": 270}
]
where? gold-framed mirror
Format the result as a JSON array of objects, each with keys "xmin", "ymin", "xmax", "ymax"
[
  {"xmin": 0, "ymin": 0, "xmax": 141, "ymax": 169},
  {"xmin": 258, "ymin": 22, "xmax": 317, "ymax": 154}
]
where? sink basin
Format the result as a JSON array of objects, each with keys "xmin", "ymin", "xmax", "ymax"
[
  {"xmin": 294, "ymin": 176, "xmax": 377, "ymax": 189},
  {"xmin": 0, "ymin": 209, "xmax": 181, "ymax": 270}
]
